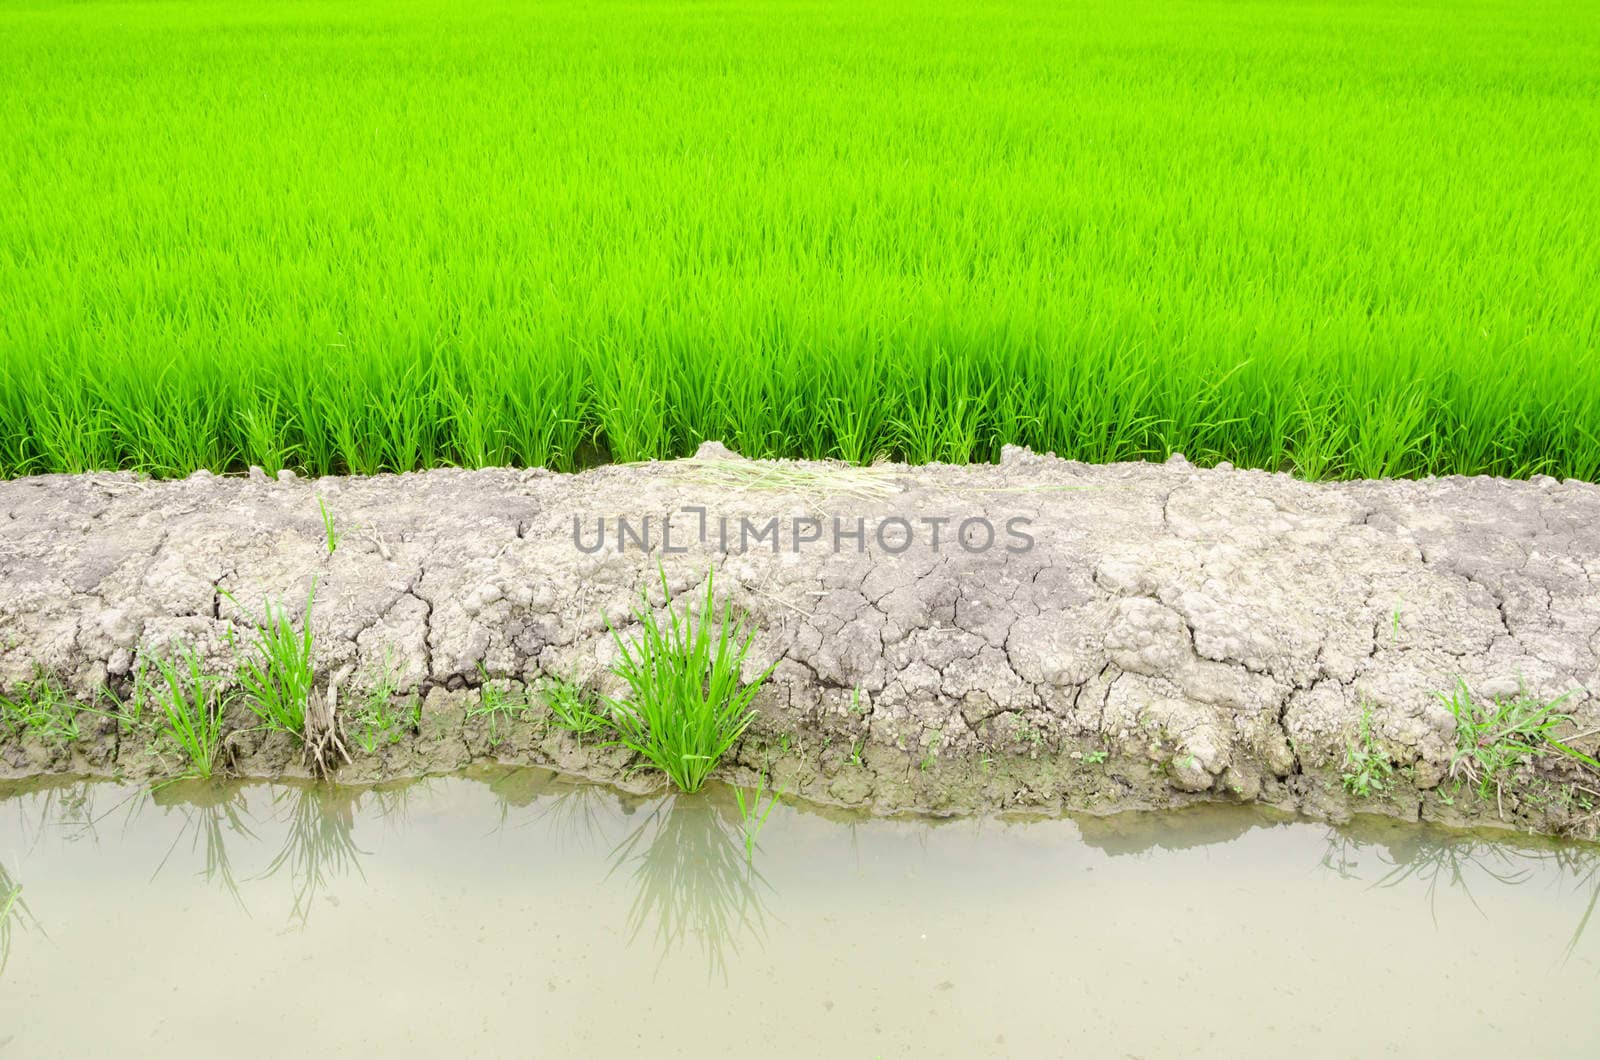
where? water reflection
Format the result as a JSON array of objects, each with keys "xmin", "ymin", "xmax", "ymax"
[
  {"xmin": 1051, "ymin": 801, "xmax": 1600, "ymax": 963},
  {"xmin": 486, "ymin": 766, "xmax": 615, "ymax": 849},
  {"xmin": 127, "ymin": 771, "xmax": 775, "ymax": 964},
  {"xmin": 4, "ymin": 778, "xmax": 110, "ymax": 849},
  {"xmin": 605, "ymin": 794, "xmax": 774, "ymax": 979},
  {"xmin": 1322, "ymin": 820, "xmax": 1600, "ymax": 961},
  {"xmin": 257, "ymin": 785, "xmax": 369, "ymax": 927},
  {"xmin": 151, "ymin": 781, "xmax": 257, "ymax": 911},
  {"xmin": 1076, "ymin": 803, "xmax": 1293, "ymax": 857},
  {"xmin": 365, "ymin": 779, "xmax": 436, "ymax": 836},
  {"xmin": 1, "ymin": 859, "xmax": 41, "ymax": 978},
  {"xmin": 485, "ymin": 767, "xmax": 775, "ymax": 976},
  {"xmin": 0, "ymin": 778, "xmax": 125, "ymax": 981},
  {"xmin": 4, "ymin": 775, "xmax": 1600, "ymax": 977},
  {"xmin": 133, "ymin": 783, "xmax": 373, "ymax": 926}
]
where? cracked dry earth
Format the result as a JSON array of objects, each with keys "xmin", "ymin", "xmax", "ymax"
[{"xmin": 3, "ymin": 444, "xmax": 1600, "ymax": 838}]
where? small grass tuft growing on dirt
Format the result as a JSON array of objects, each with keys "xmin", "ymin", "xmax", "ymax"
[
  {"xmin": 543, "ymin": 675, "xmax": 607, "ymax": 738},
  {"xmin": 1341, "ymin": 704, "xmax": 1394, "ymax": 799},
  {"xmin": 349, "ymin": 664, "xmax": 418, "ymax": 755},
  {"xmin": 599, "ymin": 566, "xmax": 776, "ymax": 793},
  {"xmin": 469, "ymin": 668, "xmax": 537, "ymax": 749},
  {"xmin": 144, "ymin": 647, "xmax": 229, "ymax": 779},
  {"xmin": 0, "ymin": 671, "xmax": 83, "ymax": 745},
  {"xmin": 227, "ymin": 583, "xmax": 318, "ymax": 739},
  {"xmin": 1437, "ymin": 681, "xmax": 1599, "ymax": 809}
]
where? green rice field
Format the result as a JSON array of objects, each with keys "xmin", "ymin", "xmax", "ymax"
[{"xmin": 2, "ymin": 0, "xmax": 1597, "ymax": 480}]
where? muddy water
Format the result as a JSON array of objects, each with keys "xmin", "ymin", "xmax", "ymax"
[{"xmin": 2, "ymin": 771, "xmax": 1598, "ymax": 1058}]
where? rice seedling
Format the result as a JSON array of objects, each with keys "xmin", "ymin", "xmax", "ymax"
[
  {"xmin": 1437, "ymin": 681, "xmax": 1599, "ymax": 810},
  {"xmin": 144, "ymin": 647, "xmax": 229, "ymax": 779},
  {"xmin": 0, "ymin": 1, "xmax": 1594, "ymax": 483},
  {"xmin": 226, "ymin": 582, "xmax": 317, "ymax": 738},
  {"xmin": 317, "ymin": 497, "xmax": 341, "ymax": 554},
  {"xmin": 600, "ymin": 566, "xmax": 776, "ymax": 793},
  {"xmin": 0, "ymin": 672, "xmax": 82, "ymax": 745}
]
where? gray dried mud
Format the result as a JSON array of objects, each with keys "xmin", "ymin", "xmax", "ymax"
[{"xmin": 3, "ymin": 445, "xmax": 1599, "ymax": 838}]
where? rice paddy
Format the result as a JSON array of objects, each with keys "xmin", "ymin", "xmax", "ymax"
[{"xmin": 2, "ymin": 0, "xmax": 1597, "ymax": 480}]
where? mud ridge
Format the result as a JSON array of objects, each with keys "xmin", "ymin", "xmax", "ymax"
[{"xmin": 3, "ymin": 445, "xmax": 1599, "ymax": 838}]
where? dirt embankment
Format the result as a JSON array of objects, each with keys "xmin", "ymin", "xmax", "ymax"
[{"xmin": 3, "ymin": 445, "xmax": 1599, "ymax": 837}]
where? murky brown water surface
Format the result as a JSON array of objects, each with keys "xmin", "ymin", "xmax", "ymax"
[{"xmin": 2, "ymin": 769, "xmax": 1598, "ymax": 1058}]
